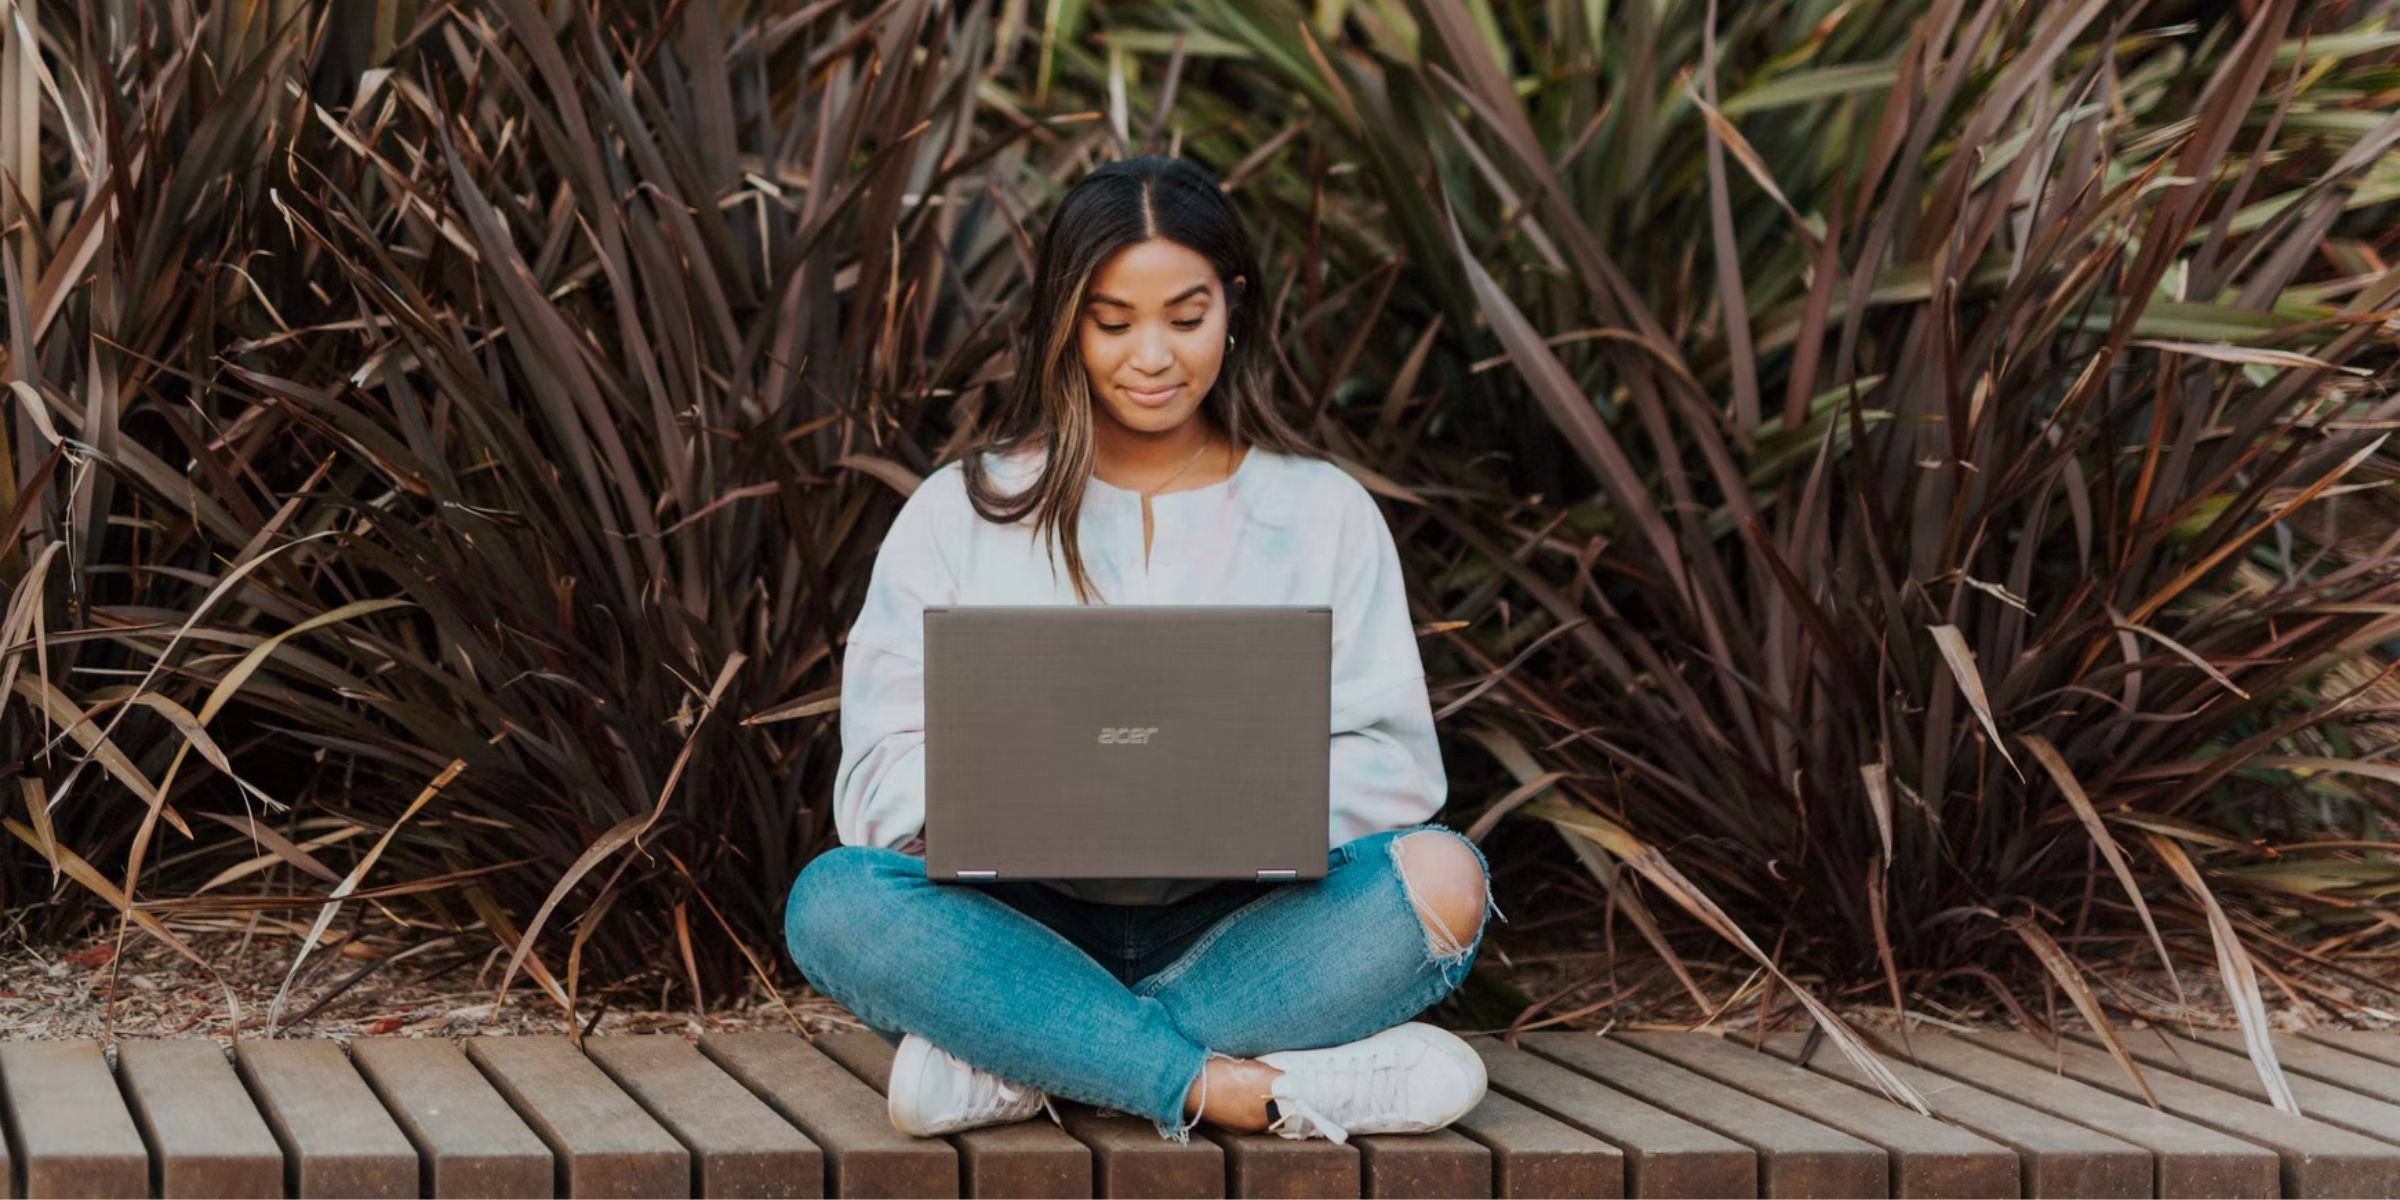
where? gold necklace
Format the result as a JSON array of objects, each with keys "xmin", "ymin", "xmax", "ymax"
[{"xmin": 1138, "ymin": 432, "xmax": 1219, "ymax": 500}]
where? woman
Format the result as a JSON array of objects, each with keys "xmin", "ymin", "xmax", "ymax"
[{"xmin": 784, "ymin": 155, "xmax": 1505, "ymax": 1147}]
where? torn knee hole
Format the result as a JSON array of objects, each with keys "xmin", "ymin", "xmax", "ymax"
[{"xmin": 1390, "ymin": 831, "xmax": 1490, "ymax": 961}]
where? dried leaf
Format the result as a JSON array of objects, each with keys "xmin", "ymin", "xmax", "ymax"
[
  {"xmin": 1930, "ymin": 625, "xmax": 2020, "ymax": 776},
  {"xmin": 2020, "ymin": 734, "xmax": 2186, "ymax": 1007},
  {"xmin": 1523, "ymin": 800, "xmax": 1929, "ymax": 1114},
  {"xmin": 2144, "ymin": 832, "xmax": 2297, "ymax": 1113},
  {"xmin": 2007, "ymin": 915, "xmax": 2160, "ymax": 1107}
]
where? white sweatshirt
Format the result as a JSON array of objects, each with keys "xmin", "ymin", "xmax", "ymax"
[{"xmin": 832, "ymin": 439, "xmax": 1448, "ymax": 905}]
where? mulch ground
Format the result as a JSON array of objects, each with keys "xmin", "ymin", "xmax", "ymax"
[{"xmin": 3, "ymin": 831, "xmax": 2393, "ymax": 1043}]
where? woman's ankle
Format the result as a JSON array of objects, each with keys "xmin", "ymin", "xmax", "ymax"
[{"xmin": 1183, "ymin": 1056, "xmax": 1285, "ymax": 1132}]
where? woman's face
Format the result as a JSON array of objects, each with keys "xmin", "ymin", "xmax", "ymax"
[{"xmin": 1077, "ymin": 238, "xmax": 1242, "ymax": 439}]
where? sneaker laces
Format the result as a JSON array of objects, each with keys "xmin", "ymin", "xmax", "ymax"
[
  {"xmin": 1267, "ymin": 1093, "xmax": 1351, "ymax": 1145},
  {"xmin": 1265, "ymin": 1042, "xmax": 1422, "ymax": 1146}
]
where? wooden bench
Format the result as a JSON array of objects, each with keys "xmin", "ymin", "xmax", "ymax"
[{"xmin": 11, "ymin": 1027, "xmax": 2400, "ymax": 1197}]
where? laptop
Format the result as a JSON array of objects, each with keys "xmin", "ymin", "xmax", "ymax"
[{"xmin": 922, "ymin": 605, "xmax": 1331, "ymax": 884}]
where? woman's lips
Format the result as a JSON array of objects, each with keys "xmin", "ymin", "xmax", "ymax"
[{"xmin": 1125, "ymin": 383, "xmax": 1182, "ymax": 406}]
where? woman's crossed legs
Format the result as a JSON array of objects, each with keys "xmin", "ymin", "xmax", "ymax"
[{"xmin": 783, "ymin": 823, "xmax": 1505, "ymax": 1141}]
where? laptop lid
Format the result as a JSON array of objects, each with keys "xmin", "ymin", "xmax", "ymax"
[{"xmin": 923, "ymin": 605, "xmax": 1331, "ymax": 883}]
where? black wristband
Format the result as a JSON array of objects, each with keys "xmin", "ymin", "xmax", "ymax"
[{"xmin": 1265, "ymin": 1098, "xmax": 1282, "ymax": 1124}]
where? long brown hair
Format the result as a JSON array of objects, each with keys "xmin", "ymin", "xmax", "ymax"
[{"xmin": 958, "ymin": 156, "xmax": 1324, "ymax": 604}]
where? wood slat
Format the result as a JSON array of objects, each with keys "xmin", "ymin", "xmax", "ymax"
[
  {"xmin": 1354, "ymin": 1128, "xmax": 1490, "ymax": 1199},
  {"xmin": 588, "ymin": 1035, "xmax": 826, "ymax": 1198},
  {"xmin": 2081, "ymin": 1027, "xmax": 2400, "ymax": 1146},
  {"xmin": 1880, "ymin": 1031, "xmax": 2276, "ymax": 1198},
  {"xmin": 1196, "ymin": 1125, "xmax": 1358, "ymax": 1199},
  {"xmin": 1614, "ymin": 1033, "xmax": 2018, "ymax": 1199},
  {"xmin": 1054, "ymin": 1103, "xmax": 1227, "ymax": 1200},
  {"xmin": 351, "ymin": 1037, "xmax": 555, "ymax": 1198},
  {"xmin": 1446, "ymin": 1089, "xmax": 1624, "ymax": 1199},
  {"xmin": 700, "ymin": 1032, "xmax": 958, "ymax": 1198},
  {"xmin": 1964, "ymin": 1031, "xmax": 2400, "ymax": 1198},
  {"xmin": 465, "ymin": 1036, "xmax": 692, "ymax": 1198},
  {"xmin": 2201, "ymin": 1031, "xmax": 2400, "ymax": 1105},
  {"xmin": 1519, "ymin": 1033, "xmax": 1884, "ymax": 1198},
  {"xmin": 2298, "ymin": 1031, "xmax": 2400, "ymax": 1072},
  {"xmin": 115, "ymin": 1039, "xmax": 285, "ymax": 1199},
  {"xmin": 1469, "ymin": 1036, "xmax": 1752, "ymax": 1198},
  {"xmin": 235, "ymin": 1039, "xmax": 420, "ymax": 1198},
  {"xmin": 1753, "ymin": 1033, "xmax": 2148, "ymax": 1200},
  {"xmin": 813, "ymin": 1028, "xmax": 1090, "ymax": 1198},
  {"xmin": 0, "ymin": 1041, "xmax": 148, "ymax": 1197}
]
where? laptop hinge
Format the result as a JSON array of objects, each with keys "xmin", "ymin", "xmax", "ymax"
[
  {"xmin": 1256, "ymin": 869, "xmax": 1298, "ymax": 881},
  {"xmin": 955, "ymin": 869, "xmax": 999, "ymax": 880}
]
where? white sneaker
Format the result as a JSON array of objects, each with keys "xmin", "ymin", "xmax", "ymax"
[
  {"xmin": 1256, "ymin": 1022, "xmax": 1487, "ymax": 1145},
  {"xmin": 886, "ymin": 1032, "xmax": 1065, "ymax": 1137}
]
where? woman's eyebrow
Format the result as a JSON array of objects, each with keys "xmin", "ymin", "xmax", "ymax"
[{"xmin": 1087, "ymin": 284, "xmax": 1213, "ymax": 308}]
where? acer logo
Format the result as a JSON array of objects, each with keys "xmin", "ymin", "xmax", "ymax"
[{"xmin": 1098, "ymin": 726, "xmax": 1160, "ymax": 744}]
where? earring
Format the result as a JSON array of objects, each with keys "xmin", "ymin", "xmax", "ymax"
[{"xmin": 1227, "ymin": 334, "xmax": 1236, "ymax": 346}]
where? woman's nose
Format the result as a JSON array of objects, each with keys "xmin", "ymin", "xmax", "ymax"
[{"xmin": 1130, "ymin": 325, "xmax": 1176, "ymax": 370}]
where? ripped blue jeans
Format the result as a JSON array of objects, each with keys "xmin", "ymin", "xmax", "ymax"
[{"xmin": 783, "ymin": 823, "xmax": 1506, "ymax": 1142}]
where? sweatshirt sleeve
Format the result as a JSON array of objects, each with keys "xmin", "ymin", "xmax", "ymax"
[
  {"xmin": 1326, "ymin": 480, "xmax": 1448, "ymax": 849},
  {"xmin": 831, "ymin": 476, "xmax": 957, "ymax": 854}
]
